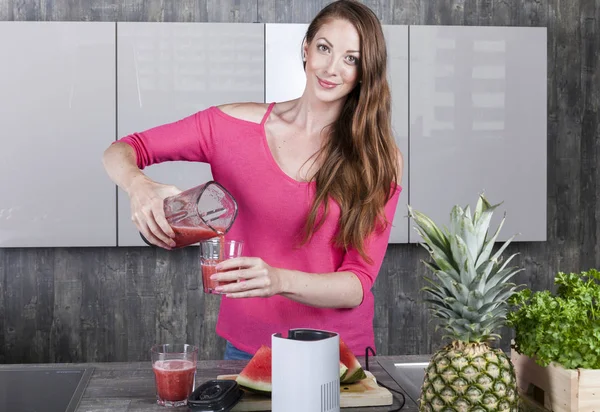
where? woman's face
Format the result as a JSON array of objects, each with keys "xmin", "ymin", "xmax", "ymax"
[{"xmin": 303, "ymin": 18, "xmax": 361, "ymax": 103}]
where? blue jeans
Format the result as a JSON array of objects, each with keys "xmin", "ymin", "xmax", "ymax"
[{"xmin": 224, "ymin": 341, "xmax": 254, "ymax": 361}]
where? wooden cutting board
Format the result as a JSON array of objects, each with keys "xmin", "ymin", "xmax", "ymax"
[{"xmin": 215, "ymin": 371, "xmax": 393, "ymax": 411}]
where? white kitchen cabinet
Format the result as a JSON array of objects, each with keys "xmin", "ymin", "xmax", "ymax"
[
  {"xmin": 116, "ymin": 22, "xmax": 265, "ymax": 246},
  {"xmin": 0, "ymin": 22, "xmax": 548, "ymax": 248},
  {"xmin": 265, "ymin": 23, "xmax": 308, "ymax": 103},
  {"xmin": 409, "ymin": 25, "xmax": 547, "ymax": 242},
  {"xmin": 0, "ymin": 22, "xmax": 117, "ymax": 247}
]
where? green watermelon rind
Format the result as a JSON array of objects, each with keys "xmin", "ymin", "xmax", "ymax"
[
  {"xmin": 339, "ymin": 339, "xmax": 367, "ymax": 384},
  {"xmin": 340, "ymin": 366, "xmax": 367, "ymax": 384},
  {"xmin": 236, "ymin": 374, "xmax": 272, "ymax": 397}
]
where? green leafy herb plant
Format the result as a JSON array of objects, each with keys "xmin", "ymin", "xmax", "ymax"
[{"xmin": 507, "ymin": 268, "xmax": 600, "ymax": 370}]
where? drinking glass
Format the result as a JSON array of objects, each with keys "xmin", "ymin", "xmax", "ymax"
[
  {"xmin": 200, "ymin": 239, "xmax": 244, "ymax": 294},
  {"xmin": 151, "ymin": 344, "xmax": 198, "ymax": 407}
]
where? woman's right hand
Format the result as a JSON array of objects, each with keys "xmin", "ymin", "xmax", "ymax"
[{"xmin": 127, "ymin": 176, "xmax": 182, "ymax": 249}]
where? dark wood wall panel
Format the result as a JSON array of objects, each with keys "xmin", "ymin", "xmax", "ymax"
[
  {"xmin": 4, "ymin": 0, "xmax": 258, "ymax": 22},
  {"xmin": 0, "ymin": 0, "xmax": 599, "ymax": 362}
]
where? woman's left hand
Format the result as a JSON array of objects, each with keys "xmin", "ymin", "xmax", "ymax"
[{"xmin": 211, "ymin": 257, "xmax": 284, "ymax": 298}]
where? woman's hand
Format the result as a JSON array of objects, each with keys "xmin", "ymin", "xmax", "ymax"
[
  {"xmin": 127, "ymin": 176, "xmax": 182, "ymax": 249},
  {"xmin": 211, "ymin": 257, "xmax": 284, "ymax": 298},
  {"xmin": 212, "ymin": 258, "xmax": 364, "ymax": 308}
]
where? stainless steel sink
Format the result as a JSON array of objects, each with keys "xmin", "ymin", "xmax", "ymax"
[{"xmin": 378, "ymin": 360, "xmax": 429, "ymax": 403}]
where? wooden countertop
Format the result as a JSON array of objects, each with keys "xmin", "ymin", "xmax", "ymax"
[{"xmin": 1, "ymin": 355, "xmax": 431, "ymax": 412}]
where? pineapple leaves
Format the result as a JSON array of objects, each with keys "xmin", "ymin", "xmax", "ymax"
[
  {"xmin": 450, "ymin": 235, "xmax": 476, "ymax": 286},
  {"xmin": 407, "ymin": 205, "xmax": 450, "ymax": 251},
  {"xmin": 425, "ymin": 305, "xmax": 456, "ymax": 320},
  {"xmin": 473, "ymin": 193, "xmax": 492, "ymax": 223},
  {"xmin": 408, "ymin": 194, "xmax": 521, "ymax": 343},
  {"xmin": 423, "ymin": 250, "xmax": 461, "ymax": 282},
  {"xmin": 466, "ymin": 290, "xmax": 485, "ymax": 309},
  {"xmin": 486, "ymin": 265, "xmax": 524, "ymax": 291},
  {"xmin": 475, "ymin": 213, "xmax": 505, "ymax": 268},
  {"xmin": 496, "ymin": 253, "xmax": 520, "ymax": 275},
  {"xmin": 489, "ymin": 234, "xmax": 517, "ymax": 265},
  {"xmin": 473, "ymin": 198, "xmax": 502, "ymax": 260},
  {"xmin": 470, "ymin": 261, "xmax": 494, "ymax": 295},
  {"xmin": 422, "ymin": 268, "xmax": 466, "ymax": 301},
  {"xmin": 464, "ymin": 205, "xmax": 472, "ymax": 222},
  {"xmin": 483, "ymin": 282, "xmax": 519, "ymax": 305},
  {"xmin": 421, "ymin": 285, "xmax": 446, "ymax": 302},
  {"xmin": 450, "ymin": 206, "xmax": 479, "ymax": 266}
]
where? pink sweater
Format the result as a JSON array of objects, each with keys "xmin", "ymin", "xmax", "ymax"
[{"xmin": 118, "ymin": 103, "xmax": 402, "ymax": 356}]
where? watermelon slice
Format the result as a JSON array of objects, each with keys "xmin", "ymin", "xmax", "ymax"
[
  {"xmin": 236, "ymin": 345, "xmax": 272, "ymax": 395},
  {"xmin": 235, "ymin": 338, "xmax": 366, "ymax": 395},
  {"xmin": 339, "ymin": 337, "xmax": 367, "ymax": 384}
]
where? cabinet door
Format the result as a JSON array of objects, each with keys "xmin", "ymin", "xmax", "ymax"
[
  {"xmin": 265, "ymin": 23, "xmax": 308, "ymax": 103},
  {"xmin": 117, "ymin": 22, "xmax": 265, "ymax": 246},
  {"xmin": 0, "ymin": 22, "xmax": 117, "ymax": 247},
  {"xmin": 409, "ymin": 26, "xmax": 547, "ymax": 242},
  {"xmin": 265, "ymin": 24, "xmax": 410, "ymax": 243},
  {"xmin": 383, "ymin": 25, "xmax": 409, "ymax": 243}
]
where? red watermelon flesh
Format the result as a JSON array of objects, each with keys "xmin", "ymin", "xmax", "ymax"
[
  {"xmin": 235, "ymin": 345, "xmax": 272, "ymax": 395},
  {"xmin": 339, "ymin": 338, "xmax": 367, "ymax": 384}
]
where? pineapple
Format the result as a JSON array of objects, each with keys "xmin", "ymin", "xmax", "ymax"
[{"xmin": 407, "ymin": 195, "xmax": 522, "ymax": 412}]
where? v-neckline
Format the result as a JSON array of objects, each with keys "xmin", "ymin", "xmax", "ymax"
[{"xmin": 260, "ymin": 103, "xmax": 316, "ymax": 186}]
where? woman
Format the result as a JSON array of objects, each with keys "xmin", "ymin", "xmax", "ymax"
[{"xmin": 102, "ymin": 0, "xmax": 403, "ymax": 360}]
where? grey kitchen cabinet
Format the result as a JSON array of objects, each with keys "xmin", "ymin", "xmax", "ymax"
[
  {"xmin": 0, "ymin": 22, "xmax": 117, "ymax": 247},
  {"xmin": 0, "ymin": 22, "xmax": 547, "ymax": 248},
  {"xmin": 116, "ymin": 22, "xmax": 265, "ymax": 246},
  {"xmin": 408, "ymin": 25, "xmax": 547, "ymax": 242},
  {"xmin": 383, "ymin": 25, "xmax": 410, "ymax": 244},
  {"xmin": 265, "ymin": 23, "xmax": 410, "ymax": 243}
]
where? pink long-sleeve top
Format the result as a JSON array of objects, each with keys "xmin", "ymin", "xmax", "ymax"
[{"xmin": 118, "ymin": 102, "xmax": 402, "ymax": 355}]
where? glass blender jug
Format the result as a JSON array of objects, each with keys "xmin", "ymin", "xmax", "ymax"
[{"xmin": 140, "ymin": 181, "xmax": 238, "ymax": 248}]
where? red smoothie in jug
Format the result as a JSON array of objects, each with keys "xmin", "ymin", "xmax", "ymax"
[
  {"xmin": 170, "ymin": 225, "xmax": 224, "ymax": 248},
  {"xmin": 152, "ymin": 359, "xmax": 196, "ymax": 402}
]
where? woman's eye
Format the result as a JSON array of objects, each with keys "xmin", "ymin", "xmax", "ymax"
[
  {"xmin": 317, "ymin": 44, "xmax": 329, "ymax": 52},
  {"xmin": 347, "ymin": 55, "xmax": 358, "ymax": 64}
]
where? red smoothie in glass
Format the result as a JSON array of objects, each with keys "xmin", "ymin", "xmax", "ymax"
[
  {"xmin": 152, "ymin": 359, "xmax": 196, "ymax": 402},
  {"xmin": 201, "ymin": 262, "xmax": 235, "ymax": 293}
]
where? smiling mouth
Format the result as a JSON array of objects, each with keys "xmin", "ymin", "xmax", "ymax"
[{"xmin": 317, "ymin": 77, "xmax": 340, "ymax": 89}]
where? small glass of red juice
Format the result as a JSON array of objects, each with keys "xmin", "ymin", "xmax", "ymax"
[
  {"xmin": 151, "ymin": 344, "xmax": 198, "ymax": 407},
  {"xmin": 200, "ymin": 239, "xmax": 244, "ymax": 293}
]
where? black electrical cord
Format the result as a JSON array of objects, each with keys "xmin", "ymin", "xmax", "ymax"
[{"xmin": 364, "ymin": 347, "xmax": 406, "ymax": 411}]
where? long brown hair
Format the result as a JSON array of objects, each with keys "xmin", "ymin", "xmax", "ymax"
[{"xmin": 301, "ymin": 0, "xmax": 399, "ymax": 263}]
